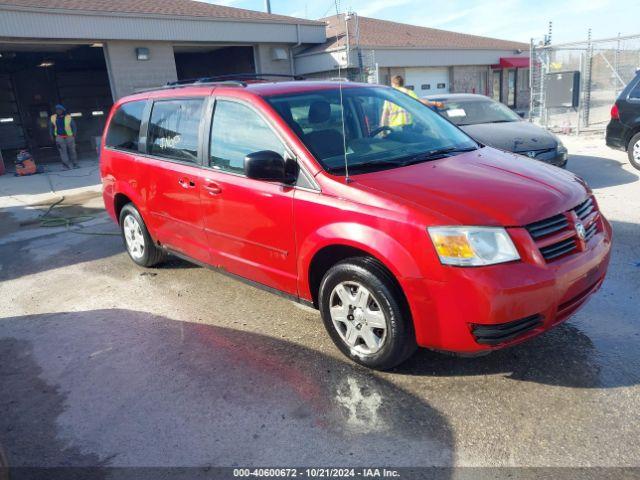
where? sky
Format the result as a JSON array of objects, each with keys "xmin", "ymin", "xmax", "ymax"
[{"xmin": 201, "ymin": 0, "xmax": 639, "ymax": 44}]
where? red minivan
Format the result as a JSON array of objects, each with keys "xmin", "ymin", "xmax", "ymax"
[{"xmin": 100, "ymin": 79, "xmax": 612, "ymax": 369}]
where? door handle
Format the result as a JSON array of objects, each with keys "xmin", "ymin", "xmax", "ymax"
[
  {"xmin": 204, "ymin": 180, "xmax": 222, "ymax": 195},
  {"xmin": 178, "ymin": 178, "xmax": 196, "ymax": 189}
]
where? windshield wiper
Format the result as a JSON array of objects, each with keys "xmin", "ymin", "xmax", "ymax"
[
  {"xmin": 401, "ymin": 146, "xmax": 478, "ymax": 165},
  {"xmin": 326, "ymin": 146, "xmax": 478, "ymax": 174}
]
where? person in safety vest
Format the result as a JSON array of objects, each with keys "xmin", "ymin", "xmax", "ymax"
[
  {"xmin": 381, "ymin": 75, "xmax": 444, "ymax": 130},
  {"xmin": 49, "ymin": 104, "xmax": 78, "ymax": 170}
]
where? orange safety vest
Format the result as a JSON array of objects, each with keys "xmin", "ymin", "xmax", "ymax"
[{"xmin": 50, "ymin": 114, "xmax": 74, "ymax": 137}]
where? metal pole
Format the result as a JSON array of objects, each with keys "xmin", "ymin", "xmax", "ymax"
[
  {"xmin": 344, "ymin": 13, "xmax": 350, "ymax": 77},
  {"xmin": 615, "ymin": 32, "xmax": 621, "ymax": 92},
  {"xmin": 529, "ymin": 38, "xmax": 534, "ymax": 121},
  {"xmin": 583, "ymin": 28, "xmax": 593, "ymax": 128},
  {"xmin": 264, "ymin": 0, "xmax": 271, "ymax": 13}
]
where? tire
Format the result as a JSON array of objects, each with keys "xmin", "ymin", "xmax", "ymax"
[
  {"xmin": 627, "ymin": 132, "xmax": 640, "ymax": 171},
  {"xmin": 318, "ymin": 257, "xmax": 417, "ymax": 370},
  {"xmin": 119, "ymin": 203, "xmax": 166, "ymax": 267}
]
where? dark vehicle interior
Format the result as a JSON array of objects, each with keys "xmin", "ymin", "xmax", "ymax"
[{"xmin": 267, "ymin": 87, "xmax": 477, "ymax": 174}]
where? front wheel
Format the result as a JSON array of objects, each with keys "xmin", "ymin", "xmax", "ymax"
[
  {"xmin": 119, "ymin": 204, "xmax": 166, "ymax": 267},
  {"xmin": 628, "ymin": 132, "xmax": 640, "ymax": 171},
  {"xmin": 318, "ymin": 257, "xmax": 417, "ymax": 370}
]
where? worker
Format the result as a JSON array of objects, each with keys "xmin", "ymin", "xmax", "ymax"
[
  {"xmin": 50, "ymin": 104, "xmax": 78, "ymax": 170},
  {"xmin": 381, "ymin": 75, "xmax": 445, "ymax": 129},
  {"xmin": 14, "ymin": 150, "xmax": 38, "ymax": 176}
]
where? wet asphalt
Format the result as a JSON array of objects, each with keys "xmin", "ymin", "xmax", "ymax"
[{"xmin": 0, "ymin": 137, "xmax": 639, "ymax": 473}]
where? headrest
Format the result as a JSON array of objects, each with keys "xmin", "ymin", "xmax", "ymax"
[
  {"xmin": 308, "ymin": 100, "xmax": 331, "ymax": 124},
  {"xmin": 274, "ymin": 102, "xmax": 294, "ymax": 123}
]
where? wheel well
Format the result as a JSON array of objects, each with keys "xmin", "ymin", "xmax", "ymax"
[
  {"xmin": 627, "ymin": 126, "xmax": 640, "ymax": 148},
  {"xmin": 307, "ymin": 245, "xmax": 406, "ymax": 309},
  {"xmin": 113, "ymin": 193, "xmax": 132, "ymax": 223}
]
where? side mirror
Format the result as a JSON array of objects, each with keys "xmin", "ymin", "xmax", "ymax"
[{"xmin": 244, "ymin": 150, "xmax": 286, "ymax": 182}]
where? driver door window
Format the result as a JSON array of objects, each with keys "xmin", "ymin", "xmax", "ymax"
[{"xmin": 210, "ymin": 100, "xmax": 285, "ymax": 174}]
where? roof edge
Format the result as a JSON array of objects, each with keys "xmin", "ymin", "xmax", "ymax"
[{"xmin": 0, "ymin": 3, "xmax": 326, "ymax": 26}]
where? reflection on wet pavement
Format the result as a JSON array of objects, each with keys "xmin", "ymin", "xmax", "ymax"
[{"xmin": 0, "ymin": 310, "xmax": 453, "ymax": 467}]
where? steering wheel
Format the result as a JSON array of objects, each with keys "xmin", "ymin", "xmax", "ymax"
[{"xmin": 368, "ymin": 126, "xmax": 393, "ymax": 138}]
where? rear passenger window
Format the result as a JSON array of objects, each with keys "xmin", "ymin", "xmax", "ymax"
[
  {"xmin": 105, "ymin": 100, "xmax": 146, "ymax": 152},
  {"xmin": 147, "ymin": 99, "xmax": 204, "ymax": 163},
  {"xmin": 210, "ymin": 100, "xmax": 284, "ymax": 174}
]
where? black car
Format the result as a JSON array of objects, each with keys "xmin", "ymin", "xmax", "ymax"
[
  {"xmin": 606, "ymin": 70, "xmax": 640, "ymax": 170},
  {"xmin": 425, "ymin": 94, "xmax": 568, "ymax": 167}
]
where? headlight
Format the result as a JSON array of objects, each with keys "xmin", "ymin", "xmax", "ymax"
[{"xmin": 427, "ymin": 226, "xmax": 520, "ymax": 266}]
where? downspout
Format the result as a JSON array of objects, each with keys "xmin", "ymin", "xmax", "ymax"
[{"xmin": 290, "ymin": 23, "xmax": 302, "ymax": 76}]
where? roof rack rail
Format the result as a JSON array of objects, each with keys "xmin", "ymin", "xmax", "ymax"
[
  {"xmin": 135, "ymin": 80, "xmax": 245, "ymax": 93},
  {"xmin": 165, "ymin": 73, "xmax": 306, "ymax": 87}
]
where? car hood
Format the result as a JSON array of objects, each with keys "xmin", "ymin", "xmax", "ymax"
[
  {"xmin": 351, "ymin": 147, "xmax": 588, "ymax": 226},
  {"xmin": 460, "ymin": 121, "xmax": 558, "ymax": 153}
]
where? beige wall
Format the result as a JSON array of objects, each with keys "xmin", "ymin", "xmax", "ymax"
[
  {"xmin": 254, "ymin": 44, "xmax": 296, "ymax": 76},
  {"xmin": 104, "ymin": 41, "xmax": 178, "ymax": 99}
]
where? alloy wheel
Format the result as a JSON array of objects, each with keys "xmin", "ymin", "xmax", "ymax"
[
  {"xmin": 329, "ymin": 281, "xmax": 388, "ymax": 355},
  {"xmin": 123, "ymin": 215, "xmax": 145, "ymax": 260}
]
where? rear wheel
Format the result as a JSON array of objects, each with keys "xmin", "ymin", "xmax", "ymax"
[
  {"xmin": 318, "ymin": 257, "xmax": 417, "ymax": 370},
  {"xmin": 119, "ymin": 204, "xmax": 166, "ymax": 267},
  {"xmin": 628, "ymin": 132, "xmax": 640, "ymax": 171}
]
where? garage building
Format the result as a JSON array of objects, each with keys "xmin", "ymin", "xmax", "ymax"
[
  {"xmin": 294, "ymin": 14, "xmax": 531, "ymax": 110},
  {"xmin": 0, "ymin": 0, "xmax": 325, "ymax": 162}
]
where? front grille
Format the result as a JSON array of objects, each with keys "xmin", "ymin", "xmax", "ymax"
[
  {"xmin": 526, "ymin": 213, "xmax": 570, "ymax": 239},
  {"xmin": 472, "ymin": 314, "xmax": 544, "ymax": 345},
  {"xmin": 539, "ymin": 237, "xmax": 578, "ymax": 260},
  {"xmin": 520, "ymin": 147, "xmax": 556, "ymax": 160},
  {"xmin": 584, "ymin": 222, "xmax": 597, "ymax": 242},
  {"xmin": 574, "ymin": 197, "xmax": 595, "ymax": 221},
  {"xmin": 525, "ymin": 196, "xmax": 600, "ymax": 262}
]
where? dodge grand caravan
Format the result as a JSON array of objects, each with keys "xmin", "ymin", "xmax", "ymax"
[{"xmin": 100, "ymin": 79, "xmax": 612, "ymax": 370}]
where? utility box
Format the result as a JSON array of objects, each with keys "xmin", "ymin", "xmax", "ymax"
[{"xmin": 545, "ymin": 71, "xmax": 581, "ymax": 108}]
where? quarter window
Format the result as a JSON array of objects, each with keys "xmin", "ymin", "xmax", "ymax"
[
  {"xmin": 105, "ymin": 100, "xmax": 146, "ymax": 152},
  {"xmin": 629, "ymin": 79, "xmax": 640, "ymax": 99},
  {"xmin": 210, "ymin": 100, "xmax": 284, "ymax": 174},
  {"xmin": 147, "ymin": 99, "xmax": 204, "ymax": 163}
]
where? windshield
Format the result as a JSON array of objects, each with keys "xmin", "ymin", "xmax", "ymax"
[
  {"xmin": 265, "ymin": 86, "xmax": 478, "ymax": 175},
  {"xmin": 436, "ymin": 98, "xmax": 522, "ymax": 126}
]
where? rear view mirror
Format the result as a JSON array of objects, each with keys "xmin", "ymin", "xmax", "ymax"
[{"xmin": 244, "ymin": 151, "xmax": 286, "ymax": 182}]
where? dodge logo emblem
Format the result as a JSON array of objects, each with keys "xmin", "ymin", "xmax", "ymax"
[{"xmin": 576, "ymin": 222, "xmax": 587, "ymax": 240}]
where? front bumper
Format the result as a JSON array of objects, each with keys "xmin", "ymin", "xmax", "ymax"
[{"xmin": 404, "ymin": 216, "xmax": 612, "ymax": 353}]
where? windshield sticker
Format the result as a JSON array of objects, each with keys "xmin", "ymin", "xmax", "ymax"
[{"xmin": 446, "ymin": 108, "xmax": 467, "ymax": 118}]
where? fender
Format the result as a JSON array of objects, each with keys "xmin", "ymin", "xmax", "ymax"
[
  {"xmin": 297, "ymin": 221, "xmax": 425, "ymax": 301},
  {"xmin": 111, "ymin": 178, "xmax": 147, "ymax": 223}
]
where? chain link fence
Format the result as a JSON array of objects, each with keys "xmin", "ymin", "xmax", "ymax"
[{"xmin": 529, "ymin": 33, "xmax": 640, "ymax": 134}]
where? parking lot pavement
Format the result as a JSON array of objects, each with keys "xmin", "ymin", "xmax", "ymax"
[{"xmin": 0, "ymin": 135, "xmax": 639, "ymax": 470}]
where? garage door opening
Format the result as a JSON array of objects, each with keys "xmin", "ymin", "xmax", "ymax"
[
  {"xmin": 0, "ymin": 43, "xmax": 112, "ymax": 164},
  {"xmin": 174, "ymin": 46, "xmax": 255, "ymax": 81}
]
